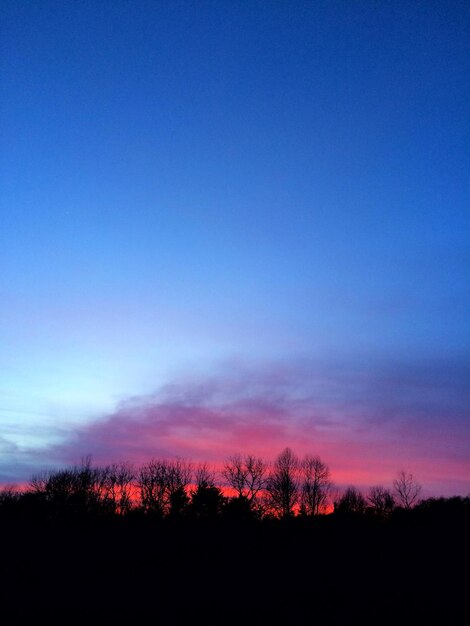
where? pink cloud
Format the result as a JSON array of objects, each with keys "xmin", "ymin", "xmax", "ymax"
[{"xmin": 46, "ymin": 359, "xmax": 470, "ymax": 497}]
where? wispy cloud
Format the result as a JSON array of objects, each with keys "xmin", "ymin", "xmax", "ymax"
[{"xmin": 2, "ymin": 357, "xmax": 469, "ymax": 496}]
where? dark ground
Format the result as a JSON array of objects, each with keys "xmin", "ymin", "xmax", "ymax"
[{"xmin": 1, "ymin": 510, "xmax": 468, "ymax": 625}]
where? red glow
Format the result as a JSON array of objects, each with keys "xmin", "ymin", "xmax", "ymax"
[{"xmin": 47, "ymin": 393, "xmax": 470, "ymax": 498}]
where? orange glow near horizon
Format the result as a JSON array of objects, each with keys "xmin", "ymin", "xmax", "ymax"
[{"xmin": 3, "ymin": 385, "xmax": 469, "ymax": 499}]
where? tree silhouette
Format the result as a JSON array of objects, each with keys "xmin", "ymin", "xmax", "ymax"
[
  {"xmin": 29, "ymin": 456, "xmax": 103, "ymax": 516},
  {"xmin": 334, "ymin": 487, "xmax": 367, "ymax": 515},
  {"xmin": 166, "ymin": 459, "xmax": 192, "ymax": 517},
  {"xmin": 0, "ymin": 485, "xmax": 20, "ymax": 502},
  {"xmin": 266, "ymin": 447, "xmax": 299, "ymax": 518},
  {"xmin": 222, "ymin": 493, "xmax": 255, "ymax": 520},
  {"xmin": 168, "ymin": 485, "xmax": 190, "ymax": 517},
  {"xmin": 190, "ymin": 463, "xmax": 225, "ymax": 519},
  {"xmin": 222, "ymin": 453, "xmax": 267, "ymax": 504},
  {"xmin": 137, "ymin": 458, "xmax": 192, "ymax": 516},
  {"xmin": 393, "ymin": 471, "xmax": 421, "ymax": 509},
  {"xmin": 367, "ymin": 485, "xmax": 395, "ymax": 518},
  {"xmin": 99, "ymin": 462, "xmax": 135, "ymax": 515},
  {"xmin": 0, "ymin": 485, "xmax": 20, "ymax": 518},
  {"xmin": 300, "ymin": 455, "xmax": 332, "ymax": 516},
  {"xmin": 7, "ymin": 449, "xmax": 445, "ymax": 530},
  {"xmin": 2, "ymin": 453, "xmax": 466, "ymax": 626},
  {"xmin": 137, "ymin": 459, "xmax": 170, "ymax": 516}
]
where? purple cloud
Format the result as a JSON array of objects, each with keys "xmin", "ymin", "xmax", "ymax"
[{"xmin": 2, "ymin": 357, "xmax": 469, "ymax": 497}]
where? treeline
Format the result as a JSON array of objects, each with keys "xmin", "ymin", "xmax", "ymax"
[
  {"xmin": 1, "ymin": 447, "xmax": 468, "ymax": 523},
  {"xmin": 2, "ymin": 449, "xmax": 469, "ymax": 624}
]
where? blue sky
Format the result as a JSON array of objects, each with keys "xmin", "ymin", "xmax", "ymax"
[{"xmin": 1, "ymin": 1, "xmax": 469, "ymax": 492}]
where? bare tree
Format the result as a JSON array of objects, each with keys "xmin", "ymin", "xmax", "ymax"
[
  {"xmin": 99, "ymin": 463, "xmax": 135, "ymax": 515},
  {"xmin": 29, "ymin": 471, "xmax": 51, "ymax": 495},
  {"xmin": 222, "ymin": 453, "xmax": 268, "ymax": 503},
  {"xmin": 0, "ymin": 485, "xmax": 20, "ymax": 504},
  {"xmin": 367, "ymin": 485, "xmax": 395, "ymax": 518},
  {"xmin": 334, "ymin": 487, "xmax": 367, "ymax": 515},
  {"xmin": 393, "ymin": 471, "xmax": 421, "ymax": 509},
  {"xmin": 166, "ymin": 458, "xmax": 192, "ymax": 516},
  {"xmin": 166, "ymin": 459, "xmax": 192, "ymax": 494},
  {"xmin": 300, "ymin": 455, "xmax": 332, "ymax": 516},
  {"xmin": 137, "ymin": 458, "xmax": 192, "ymax": 516},
  {"xmin": 29, "ymin": 457, "xmax": 103, "ymax": 514},
  {"xmin": 266, "ymin": 447, "xmax": 300, "ymax": 518},
  {"xmin": 137, "ymin": 459, "xmax": 170, "ymax": 516},
  {"xmin": 194, "ymin": 462, "xmax": 216, "ymax": 489}
]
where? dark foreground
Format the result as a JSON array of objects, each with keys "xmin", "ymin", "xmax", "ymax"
[{"xmin": 1, "ymin": 509, "xmax": 468, "ymax": 625}]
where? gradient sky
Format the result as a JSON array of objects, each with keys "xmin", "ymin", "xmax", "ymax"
[{"xmin": 1, "ymin": 1, "xmax": 469, "ymax": 496}]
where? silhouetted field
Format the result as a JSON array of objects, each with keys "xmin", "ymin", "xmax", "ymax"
[
  {"xmin": 1, "ymin": 454, "xmax": 468, "ymax": 623},
  {"xmin": 1, "ymin": 505, "xmax": 468, "ymax": 624}
]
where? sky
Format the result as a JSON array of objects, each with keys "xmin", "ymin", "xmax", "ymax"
[{"xmin": 1, "ymin": 0, "xmax": 469, "ymax": 497}]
